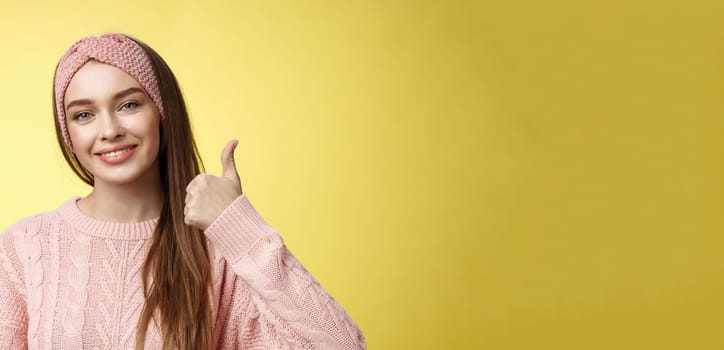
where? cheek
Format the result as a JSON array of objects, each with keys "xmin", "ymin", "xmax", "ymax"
[
  {"xmin": 143, "ymin": 121, "xmax": 161, "ymax": 145},
  {"xmin": 67, "ymin": 125, "xmax": 95, "ymax": 153},
  {"xmin": 66, "ymin": 126, "xmax": 96, "ymax": 172},
  {"xmin": 131, "ymin": 118, "xmax": 161, "ymax": 152}
]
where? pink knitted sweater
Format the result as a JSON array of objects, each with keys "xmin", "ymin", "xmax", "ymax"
[{"xmin": 0, "ymin": 195, "xmax": 365, "ymax": 349}]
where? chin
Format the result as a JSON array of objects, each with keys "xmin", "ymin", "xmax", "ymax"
[
  {"xmin": 94, "ymin": 173, "xmax": 148, "ymax": 187},
  {"xmin": 90, "ymin": 163, "xmax": 160, "ymax": 188}
]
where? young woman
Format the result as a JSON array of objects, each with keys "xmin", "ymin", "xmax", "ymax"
[{"xmin": 0, "ymin": 33, "xmax": 366, "ymax": 349}]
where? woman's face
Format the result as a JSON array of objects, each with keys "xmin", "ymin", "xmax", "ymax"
[{"xmin": 64, "ymin": 60, "xmax": 161, "ymax": 188}]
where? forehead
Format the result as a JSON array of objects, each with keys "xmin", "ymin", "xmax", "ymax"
[{"xmin": 65, "ymin": 60, "xmax": 144, "ymax": 104}]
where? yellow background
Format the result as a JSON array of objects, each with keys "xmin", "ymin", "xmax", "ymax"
[{"xmin": 1, "ymin": 0, "xmax": 723, "ymax": 349}]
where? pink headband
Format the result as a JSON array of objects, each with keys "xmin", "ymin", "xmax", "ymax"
[{"xmin": 54, "ymin": 33, "xmax": 165, "ymax": 148}]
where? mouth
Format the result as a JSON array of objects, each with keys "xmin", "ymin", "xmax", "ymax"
[{"xmin": 95, "ymin": 144, "xmax": 138, "ymax": 164}]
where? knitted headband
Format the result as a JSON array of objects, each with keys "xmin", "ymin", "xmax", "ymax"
[{"xmin": 54, "ymin": 33, "xmax": 165, "ymax": 148}]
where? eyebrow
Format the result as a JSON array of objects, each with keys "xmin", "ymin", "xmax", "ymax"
[{"xmin": 65, "ymin": 87, "xmax": 146, "ymax": 110}]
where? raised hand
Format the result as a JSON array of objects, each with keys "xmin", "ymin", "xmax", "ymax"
[{"xmin": 184, "ymin": 139, "xmax": 243, "ymax": 230}]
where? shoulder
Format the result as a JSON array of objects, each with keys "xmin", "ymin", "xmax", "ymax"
[
  {"xmin": 0, "ymin": 213, "xmax": 49, "ymax": 292},
  {"xmin": 0, "ymin": 202, "xmax": 69, "ymax": 291},
  {"xmin": 3, "ymin": 210, "xmax": 61, "ymax": 241},
  {"xmin": 1, "ymin": 200, "xmax": 72, "ymax": 248}
]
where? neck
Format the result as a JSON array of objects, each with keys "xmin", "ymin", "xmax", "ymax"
[{"xmin": 78, "ymin": 167, "xmax": 164, "ymax": 222}]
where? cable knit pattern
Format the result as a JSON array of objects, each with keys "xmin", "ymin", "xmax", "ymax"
[
  {"xmin": 0, "ymin": 230, "xmax": 27, "ymax": 348},
  {"xmin": 23, "ymin": 216, "xmax": 43, "ymax": 350},
  {"xmin": 43, "ymin": 219, "xmax": 61, "ymax": 348},
  {"xmin": 63, "ymin": 228, "xmax": 91, "ymax": 348},
  {"xmin": 0, "ymin": 195, "xmax": 365, "ymax": 349}
]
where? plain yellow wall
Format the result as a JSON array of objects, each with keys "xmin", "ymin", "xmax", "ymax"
[{"xmin": 1, "ymin": 0, "xmax": 723, "ymax": 349}]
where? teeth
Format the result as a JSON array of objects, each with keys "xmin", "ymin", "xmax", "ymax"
[{"xmin": 101, "ymin": 147, "xmax": 133, "ymax": 158}]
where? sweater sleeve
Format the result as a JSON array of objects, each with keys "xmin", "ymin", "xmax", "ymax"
[
  {"xmin": 204, "ymin": 195, "xmax": 366, "ymax": 350},
  {"xmin": 0, "ymin": 229, "xmax": 28, "ymax": 348}
]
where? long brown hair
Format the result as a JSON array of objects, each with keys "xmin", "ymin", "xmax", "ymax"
[{"xmin": 52, "ymin": 35, "xmax": 214, "ymax": 350}]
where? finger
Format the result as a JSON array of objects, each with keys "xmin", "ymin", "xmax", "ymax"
[{"xmin": 221, "ymin": 139, "xmax": 240, "ymax": 182}]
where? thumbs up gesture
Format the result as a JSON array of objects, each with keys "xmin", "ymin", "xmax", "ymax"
[{"xmin": 184, "ymin": 139, "xmax": 243, "ymax": 230}]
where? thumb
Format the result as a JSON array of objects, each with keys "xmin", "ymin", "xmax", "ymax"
[{"xmin": 221, "ymin": 139, "xmax": 240, "ymax": 182}]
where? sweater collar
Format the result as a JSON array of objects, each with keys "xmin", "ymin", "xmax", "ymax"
[{"xmin": 58, "ymin": 197, "xmax": 159, "ymax": 240}]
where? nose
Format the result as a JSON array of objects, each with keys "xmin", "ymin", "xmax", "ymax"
[{"xmin": 98, "ymin": 112, "xmax": 125, "ymax": 141}]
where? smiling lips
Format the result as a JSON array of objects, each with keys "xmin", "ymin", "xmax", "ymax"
[{"xmin": 95, "ymin": 144, "xmax": 137, "ymax": 164}]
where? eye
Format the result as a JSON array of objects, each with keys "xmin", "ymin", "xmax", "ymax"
[
  {"xmin": 73, "ymin": 112, "xmax": 91, "ymax": 121},
  {"xmin": 121, "ymin": 101, "xmax": 139, "ymax": 110}
]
